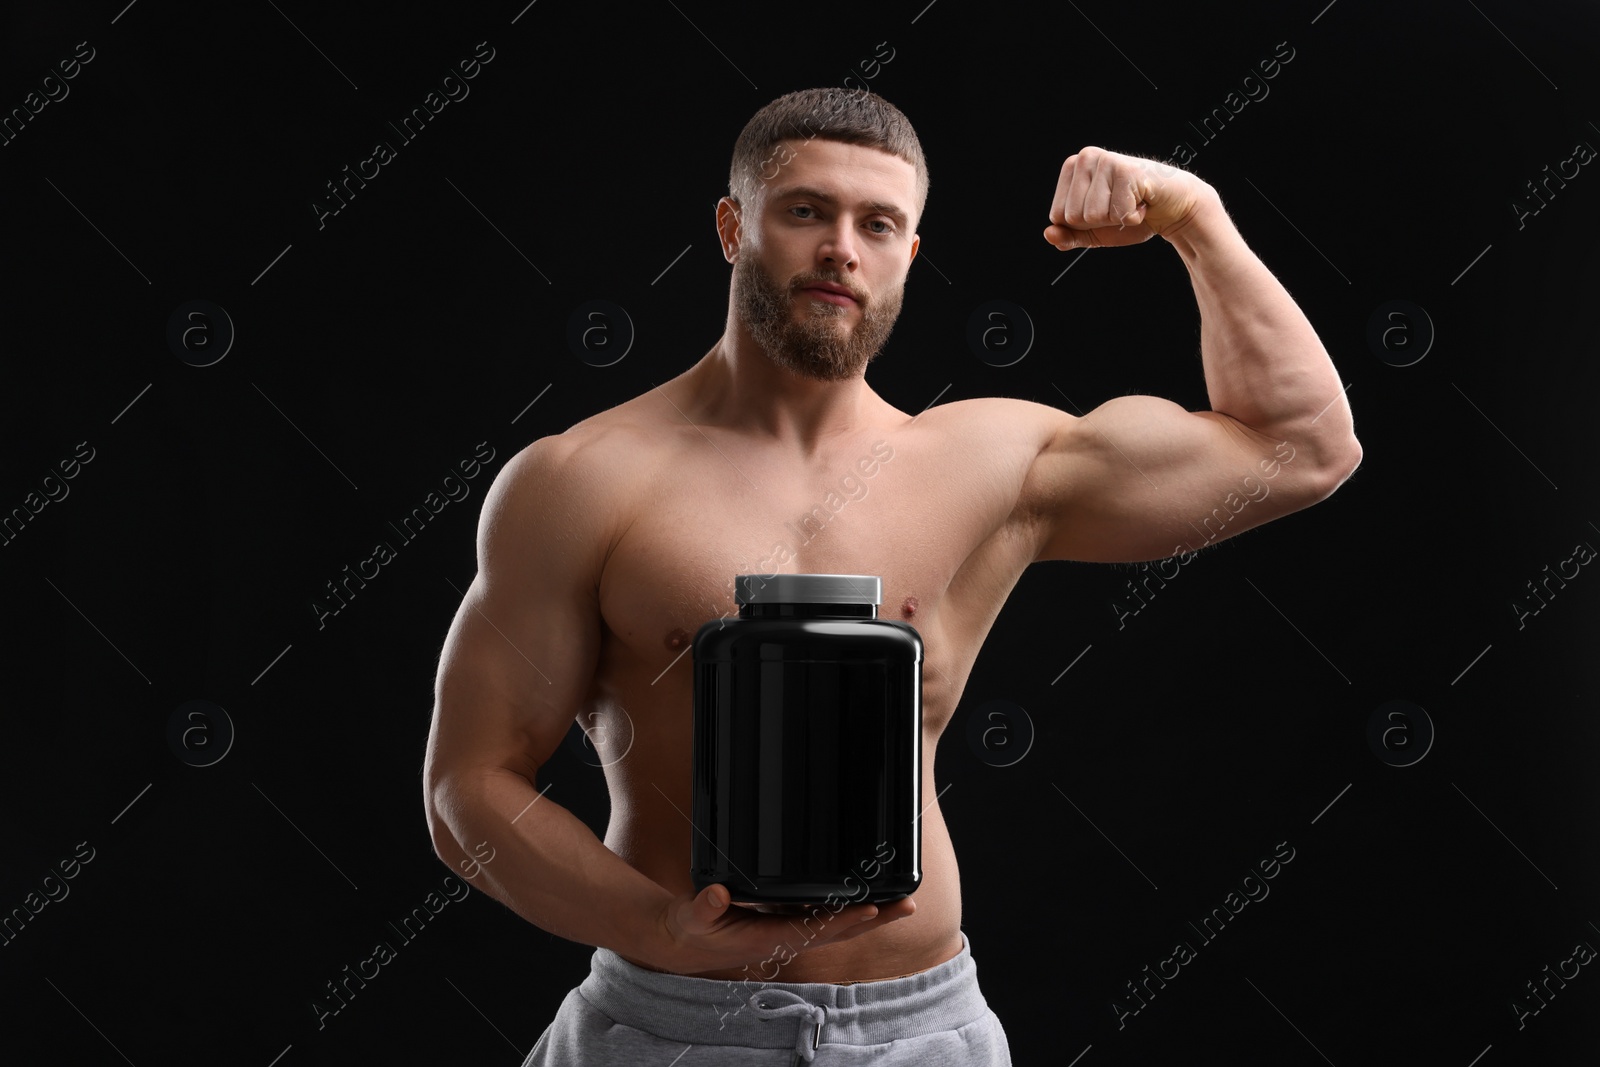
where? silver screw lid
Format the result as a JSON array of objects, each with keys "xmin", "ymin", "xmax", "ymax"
[{"xmin": 734, "ymin": 573, "xmax": 882, "ymax": 606}]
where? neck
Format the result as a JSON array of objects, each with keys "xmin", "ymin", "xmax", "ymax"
[{"xmin": 677, "ymin": 328, "xmax": 880, "ymax": 455}]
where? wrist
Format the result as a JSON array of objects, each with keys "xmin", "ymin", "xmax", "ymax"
[
  {"xmin": 617, "ymin": 885, "xmax": 679, "ymax": 969},
  {"xmin": 1159, "ymin": 187, "xmax": 1232, "ymax": 251}
]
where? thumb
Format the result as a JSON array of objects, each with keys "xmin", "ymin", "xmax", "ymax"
[
  {"xmin": 688, "ymin": 883, "xmax": 730, "ymax": 930},
  {"xmin": 1042, "ymin": 223, "xmax": 1093, "ymax": 250}
]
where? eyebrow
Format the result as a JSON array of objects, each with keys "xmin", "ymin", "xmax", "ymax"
[{"xmin": 770, "ymin": 185, "xmax": 910, "ymax": 228}]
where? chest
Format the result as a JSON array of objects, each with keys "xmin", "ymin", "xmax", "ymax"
[{"xmin": 595, "ymin": 432, "xmax": 1012, "ymax": 689}]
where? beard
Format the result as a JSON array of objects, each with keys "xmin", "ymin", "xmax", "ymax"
[{"xmin": 732, "ymin": 252, "xmax": 904, "ymax": 382}]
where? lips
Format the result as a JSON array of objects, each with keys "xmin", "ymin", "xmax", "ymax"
[{"xmin": 800, "ymin": 281, "xmax": 858, "ymax": 304}]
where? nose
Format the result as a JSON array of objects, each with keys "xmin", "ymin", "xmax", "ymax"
[{"xmin": 818, "ymin": 219, "xmax": 859, "ymax": 272}]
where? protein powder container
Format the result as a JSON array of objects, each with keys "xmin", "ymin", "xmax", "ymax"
[{"xmin": 691, "ymin": 573, "xmax": 922, "ymax": 904}]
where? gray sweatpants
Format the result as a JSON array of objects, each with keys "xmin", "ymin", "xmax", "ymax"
[{"xmin": 521, "ymin": 933, "xmax": 1012, "ymax": 1065}]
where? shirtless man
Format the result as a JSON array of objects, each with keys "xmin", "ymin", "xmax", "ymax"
[{"xmin": 423, "ymin": 87, "xmax": 1361, "ymax": 1065}]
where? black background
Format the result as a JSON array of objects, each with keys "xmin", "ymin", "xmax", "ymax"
[{"xmin": 3, "ymin": 1, "xmax": 1597, "ymax": 1064}]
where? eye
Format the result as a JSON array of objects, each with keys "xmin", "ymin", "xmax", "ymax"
[
  {"xmin": 867, "ymin": 219, "xmax": 896, "ymax": 235},
  {"xmin": 789, "ymin": 205, "xmax": 817, "ymax": 220}
]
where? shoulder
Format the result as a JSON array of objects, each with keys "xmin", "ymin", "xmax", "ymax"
[
  {"xmin": 917, "ymin": 395, "xmax": 1070, "ymax": 463},
  {"xmin": 897, "ymin": 396, "xmax": 1073, "ymax": 538},
  {"xmin": 500, "ymin": 396, "xmax": 671, "ymax": 490},
  {"xmin": 479, "ymin": 409, "xmax": 665, "ymax": 578}
]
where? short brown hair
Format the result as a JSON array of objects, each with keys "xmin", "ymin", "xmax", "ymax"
[{"xmin": 728, "ymin": 87, "xmax": 929, "ymax": 223}]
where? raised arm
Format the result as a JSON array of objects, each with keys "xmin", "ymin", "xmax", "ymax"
[
  {"xmin": 422, "ymin": 434, "xmax": 906, "ymax": 973},
  {"xmin": 1024, "ymin": 147, "xmax": 1362, "ymax": 563}
]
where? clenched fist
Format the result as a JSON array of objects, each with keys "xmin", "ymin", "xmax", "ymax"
[{"xmin": 1043, "ymin": 147, "xmax": 1215, "ymax": 249}]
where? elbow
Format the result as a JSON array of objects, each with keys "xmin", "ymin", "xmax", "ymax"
[
  {"xmin": 1334, "ymin": 433, "xmax": 1363, "ymax": 486},
  {"xmin": 424, "ymin": 771, "xmax": 465, "ymax": 866},
  {"xmin": 427, "ymin": 814, "xmax": 457, "ymax": 870},
  {"xmin": 424, "ymin": 764, "xmax": 525, "ymax": 872},
  {"xmin": 1315, "ymin": 435, "xmax": 1363, "ymax": 498}
]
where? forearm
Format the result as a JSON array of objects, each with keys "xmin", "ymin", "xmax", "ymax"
[
  {"xmin": 429, "ymin": 767, "xmax": 671, "ymax": 960},
  {"xmin": 1163, "ymin": 191, "xmax": 1359, "ymax": 470}
]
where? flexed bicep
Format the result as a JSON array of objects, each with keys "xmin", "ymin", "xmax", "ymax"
[{"xmin": 1018, "ymin": 396, "xmax": 1333, "ymax": 564}]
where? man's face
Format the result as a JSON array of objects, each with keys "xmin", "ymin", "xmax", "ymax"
[{"xmin": 726, "ymin": 139, "xmax": 920, "ymax": 382}]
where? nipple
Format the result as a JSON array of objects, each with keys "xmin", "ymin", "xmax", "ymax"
[
  {"xmin": 665, "ymin": 627, "xmax": 690, "ymax": 651},
  {"xmin": 900, "ymin": 595, "xmax": 918, "ymax": 618}
]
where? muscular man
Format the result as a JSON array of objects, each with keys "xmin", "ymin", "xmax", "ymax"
[{"xmin": 423, "ymin": 87, "xmax": 1361, "ymax": 1065}]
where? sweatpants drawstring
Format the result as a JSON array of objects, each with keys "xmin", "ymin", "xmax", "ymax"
[{"xmin": 749, "ymin": 989, "xmax": 828, "ymax": 1064}]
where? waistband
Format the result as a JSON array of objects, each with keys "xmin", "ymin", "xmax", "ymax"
[{"xmin": 578, "ymin": 933, "xmax": 987, "ymax": 1060}]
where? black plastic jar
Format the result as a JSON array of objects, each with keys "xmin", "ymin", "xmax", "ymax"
[{"xmin": 691, "ymin": 573, "xmax": 922, "ymax": 904}]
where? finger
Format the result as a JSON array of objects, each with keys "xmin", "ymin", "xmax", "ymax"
[
  {"xmin": 825, "ymin": 898, "xmax": 918, "ymax": 944},
  {"xmin": 1108, "ymin": 164, "xmax": 1136, "ymax": 225},
  {"xmin": 1064, "ymin": 146, "xmax": 1101, "ymax": 230},
  {"xmin": 783, "ymin": 903, "xmax": 879, "ymax": 949},
  {"xmin": 1047, "ymin": 153, "xmax": 1078, "ymax": 227},
  {"xmin": 830, "ymin": 897, "xmax": 914, "ymax": 931},
  {"xmin": 859, "ymin": 896, "xmax": 915, "ymax": 926},
  {"xmin": 1084, "ymin": 152, "xmax": 1118, "ymax": 226}
]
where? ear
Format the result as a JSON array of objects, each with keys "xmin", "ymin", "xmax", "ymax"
[
  {"xmin": 716, "ymin": 197, "xmax": 743, "ymax": 263},
  {"xmin": 908, "ymin": 232, "xmax": 920, "ymax": 266}
]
